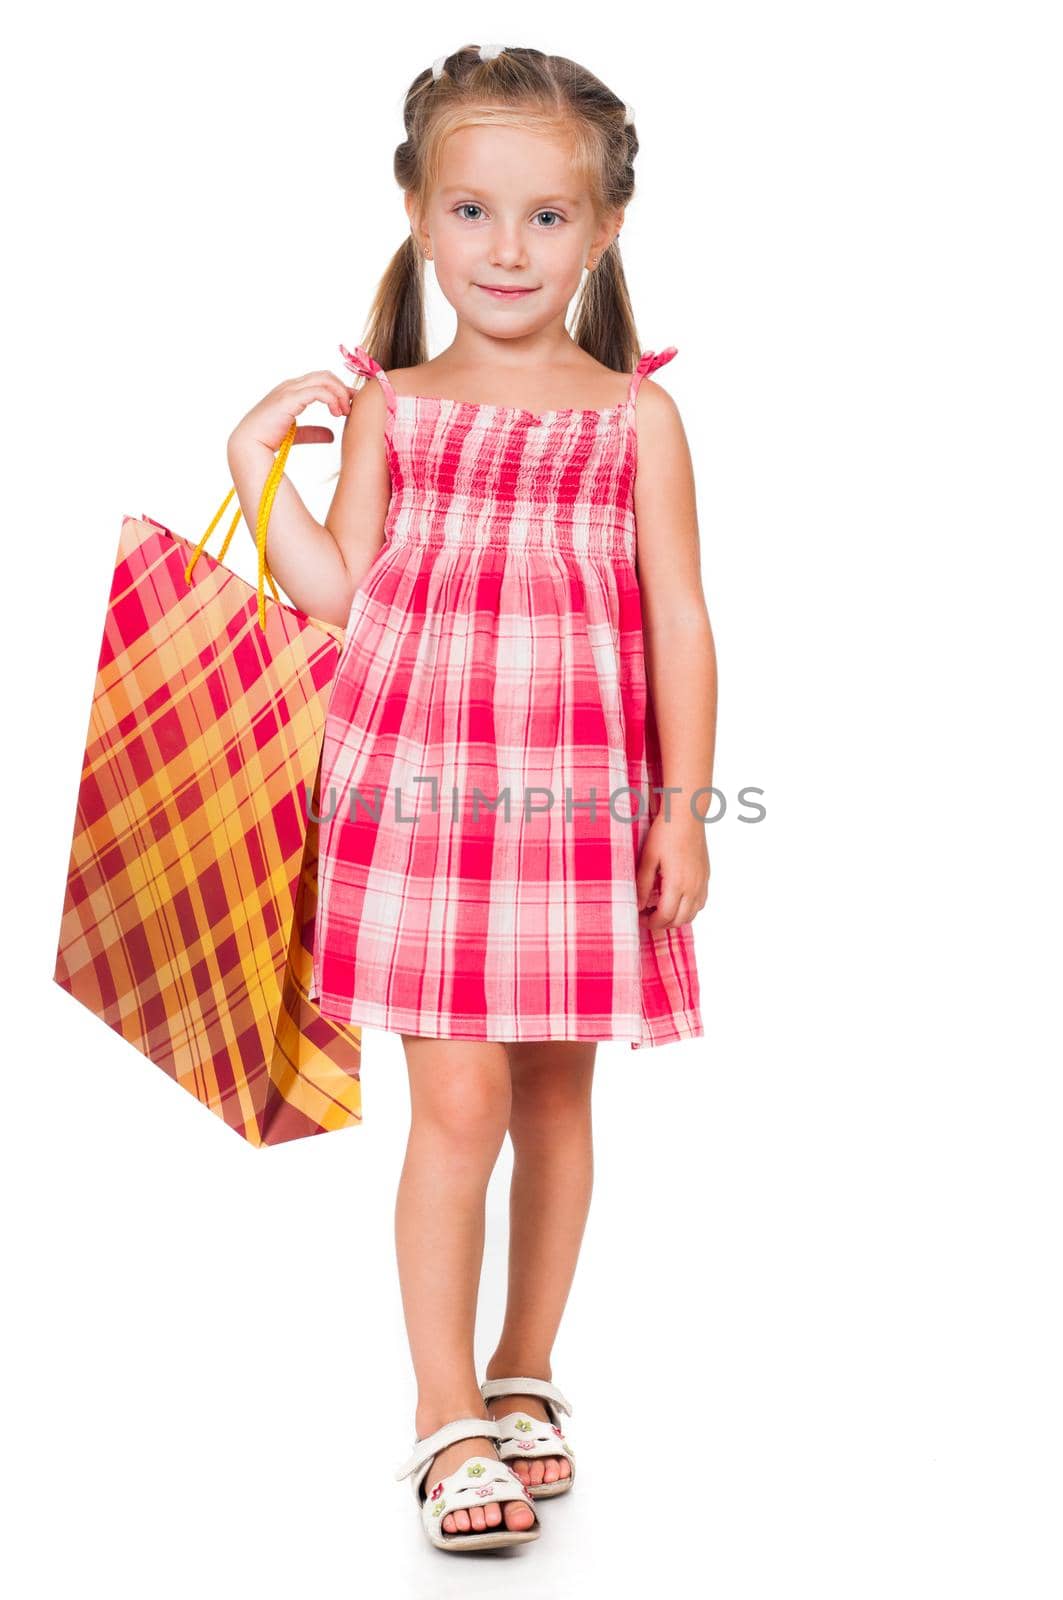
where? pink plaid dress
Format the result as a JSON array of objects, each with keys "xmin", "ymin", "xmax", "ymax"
[{"xmin": 307, "ymin": 342, "xmax": 704, "ymax": 1049}]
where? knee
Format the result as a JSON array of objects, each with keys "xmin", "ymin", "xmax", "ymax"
[
  {"xmin": 504, "ymin": 1053, "xmax": 593, "ymax": 1155},
  {"xmin": 405, "ymin": 1040, "xmax": 512, "ymax": 1155},
  {"xmin": 422, "ymin": 1082, "xmax": 510, "ymax": 1153},
  {"xmin": 508, "ymin": 1045, "xmax": 594, "ymax": 1122}
]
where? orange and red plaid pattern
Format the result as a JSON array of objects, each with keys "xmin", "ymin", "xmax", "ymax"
[{"xmin": 53, "ymin": 513, "xmax": 363, "ymax": 1146}]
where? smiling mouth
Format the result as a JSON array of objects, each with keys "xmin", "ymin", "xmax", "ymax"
[{"xmin": 476, "ymin": 284, "xmax": 539, "ymax": 296}]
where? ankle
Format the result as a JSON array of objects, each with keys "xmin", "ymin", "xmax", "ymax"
[
  {"xmin": 414, "ymin": 1394, "xmax": 490, "ymax": 1440},
  {"xmin": 484, "ymin": 1354, "xmax": 553, "ymax": 1385}
]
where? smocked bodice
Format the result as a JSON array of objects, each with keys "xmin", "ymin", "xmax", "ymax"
[{"xmin": 340, "ymin": 344, "xmax": 678, "ymax": 566}]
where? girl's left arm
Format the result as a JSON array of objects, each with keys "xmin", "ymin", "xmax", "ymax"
[{"xmin": 632, "ymin": 381, "xmax": 718, "ymax": 929}]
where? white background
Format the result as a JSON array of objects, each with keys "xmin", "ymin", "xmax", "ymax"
[{"xmin": 4, "ymin": 3, "xmax": 1060, "ymax": 1596}]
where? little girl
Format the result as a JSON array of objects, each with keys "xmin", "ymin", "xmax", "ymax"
[{"xmin": 227, "ymin": 42, "xmax": 717, "ymax": 1554}]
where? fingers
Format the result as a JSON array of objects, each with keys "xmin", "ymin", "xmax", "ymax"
[
  {"xmin": 640, "ymin": 880, "xmax": 682, "ymax": 928},
  {"xmin": 283, "ymin": 371, "xmax": 357, "ymax": 418},
  {"xmin": 291, "ymin": 369, "xmax": 357, "ymax": 399},
  {"xmin": 635, "ymin": 855, "xmax": 660, "ymax": 911},
  {"xmin": 289, "ymin": 383, "xmax": 349, "ymax": 419},
  {"xmin": 640, "ymin": 883, "xmax": 708, "ymax": 930},
  {"xmin": 637, "ymin": 819, "xmax": 710, "ymax": 929}
]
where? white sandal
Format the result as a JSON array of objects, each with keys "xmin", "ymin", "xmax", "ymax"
[
  {"xmin": 479, "ymin": 1377, "xmax": 577, "ymax": 1499},
  {"xmin": 394, "ymin": 1415, "xmax": 541, "ymax": 1551}
]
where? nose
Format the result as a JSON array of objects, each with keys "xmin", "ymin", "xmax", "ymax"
[{"xmin": 488, "ymin": 227, "xmax": 528, "ymax": 268}]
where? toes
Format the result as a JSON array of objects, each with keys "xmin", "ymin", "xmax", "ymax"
[
  {"xmin": 505, "ymin": 1499, "xmax": 536, "ymax": 1531},
  {"xmin": 503, "ymin": 1452, "xmax": 572, "ymax": 1488},
  {"xmin": 443, "ymin": 1500, "xmax": 533, "ymax": 1535}
]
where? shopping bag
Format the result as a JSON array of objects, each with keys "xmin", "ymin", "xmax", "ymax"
[{"xmin": 53, "ymin": 420, "xmax": 364, "ymax": 1146}]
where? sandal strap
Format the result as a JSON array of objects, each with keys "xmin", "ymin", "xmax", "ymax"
[
  {"xmin": 394, "ymin": 1415, "xmax": 503, "ymax": 1484},
  {"xmin": 418, "ymin": 1456, "xmax": 538, "ymax": 1534},
  {"xmin": 480, "ymin": 1376, "xmax": 573, "ymax": 1418},
  {"xmin": 494, "ymin": 1416, "xmax": 575, "ymax": 1463}
]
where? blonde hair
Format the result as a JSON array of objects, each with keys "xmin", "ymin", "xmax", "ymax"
[{"xmin": 356, "ymin": 43, "xmax": 644, "ymax": 379}]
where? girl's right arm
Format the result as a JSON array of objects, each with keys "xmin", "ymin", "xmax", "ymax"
[{"xmin": 226, "ymin": 369, "xmax": 390, "ymax": 629}]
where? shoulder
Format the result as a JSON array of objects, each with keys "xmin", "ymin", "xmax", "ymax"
[
  {"xmin": 339, "ymin": 365, "xmax": 389, "ymax": 460},
  {"xmin": 634, "ymin": 373, "xmax": 681, "ymax": 418},
  {"xmin": 383, "ymin": 361, "xmax": 440, "ymax": 398},
  {"xmin": 345, "ymin": 367, "xmax": 388, "ymax": 419},
  {"xmin": 348, "ymin": 358, "xmax": 437, "ymax": 402},
  {"xmin": 632, "ymin": 373, "xmax": 686, "ymax": 460}
]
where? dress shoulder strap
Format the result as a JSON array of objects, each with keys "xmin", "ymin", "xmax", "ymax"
[
  {"xmin": 627, "ymin": 346, "xmax": 679, "ymax": 405},
  {"xmin": 338, "ymin": 343, "xmax": 397, "ymax": 416}
]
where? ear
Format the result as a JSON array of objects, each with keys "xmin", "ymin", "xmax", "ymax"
[
  {"xmin": 591, "ymin": 206, "xmax": 626, "ymax": 260},
  {"xmin": 405, "ymin": 192, "xmax": 424, "ymax": 242}
]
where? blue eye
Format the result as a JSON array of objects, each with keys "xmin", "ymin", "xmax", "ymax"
[{"xmin": 454, "ymin": 205, "xmax": 565, "ymax": 226}]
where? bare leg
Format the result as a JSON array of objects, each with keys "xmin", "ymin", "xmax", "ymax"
[
  {"xmin": 483, "ymin": 1040, "xmax": 596, "ymax": 1488},
  {"xmin": 395, "ymin": 1034, "xmax": 535, "ymax": 1537}
]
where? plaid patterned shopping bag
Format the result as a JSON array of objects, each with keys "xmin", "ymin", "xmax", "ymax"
[{"xmin": 53, "ymin": 421, "xmax": 364, "ymax": 1146}]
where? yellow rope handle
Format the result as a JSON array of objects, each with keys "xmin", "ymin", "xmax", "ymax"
[
  {"xmin": 254, "ymin": 419, "xmax": 298, "ymax": 629},
  {"xmin": 184, "ymin": 418, "xmax": 298, "ymax": 630}
]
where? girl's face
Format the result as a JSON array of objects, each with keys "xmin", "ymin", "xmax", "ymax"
[{"xmin": 409, "ymin": 123, "xmax": 622, "ymax": 343}]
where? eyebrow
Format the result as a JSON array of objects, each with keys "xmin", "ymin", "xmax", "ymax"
[{"xmin": 439, "ymin": 186, "xmax": 583, "ymax": 206}]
